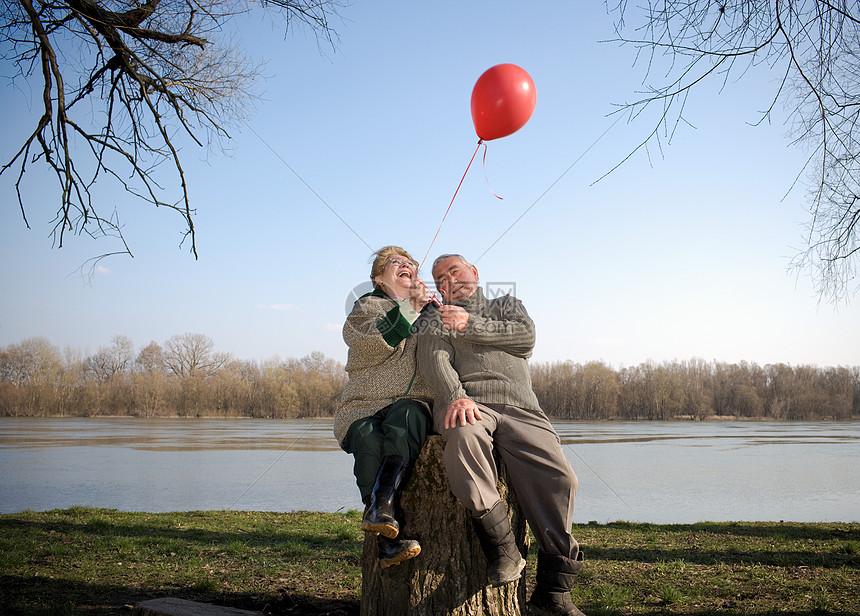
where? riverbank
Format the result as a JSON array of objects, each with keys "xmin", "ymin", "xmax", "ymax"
[
  {"xmin": 3, "ymin": 412, "xmax": 858, "ymax": 421},
  {"xmin": 1, "ymin": 509, "xmax": 857, "ymax": 615}
]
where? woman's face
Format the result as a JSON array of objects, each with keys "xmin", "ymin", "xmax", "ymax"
[{"xmin": 375, "ymin": 255, "xmax": 417, "ymax": 298}]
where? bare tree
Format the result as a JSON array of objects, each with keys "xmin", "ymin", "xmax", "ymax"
[
  {"xmin": 1, "ymin": 0, "xmax": 341, "ymax": 258},
  {"xmin": 85, "ymin": 334, "xmax": 134, "ymax": 381},
  {"xmin": 163, "ymin": 332, "xmax": 229, "ymax": 378},
  {"xmin": 0, "ymin": 336, "xmax": 63, "ymax": 386},
  {"xmin": 609, "ymin": 1, "xmax": 860, "ymax": 302},
  {"xmin": 581, "ymin": 360, "xmax": 620, "ymax": 419},
  {"xmin": 135, "ymin": 340, "xmax": 166, "ymax": 374}
]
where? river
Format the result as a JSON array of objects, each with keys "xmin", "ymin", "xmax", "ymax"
[{"xmin": 0, "ymin": 418, "xmax": 857, "ymax": 523}]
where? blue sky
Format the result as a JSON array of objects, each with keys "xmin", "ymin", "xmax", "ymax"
[{"xmin": 1, "ymin": 2, "xmax": 857, "ymax": 369}]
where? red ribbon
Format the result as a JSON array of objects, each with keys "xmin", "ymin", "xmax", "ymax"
[
  {"xmin": 419, "ymin": 139, "xmax": 504, "ymax": 307},
  {"xmin": 481, "ymin": 141, "xmax": 504, "ymax": 201},
  {"xmin": 420, "ymin": 140, "xmax": 504, "ymax": 266},
  {"xmin": 419, "ymin": 140, "xmax": 484, "ymax": 271}
]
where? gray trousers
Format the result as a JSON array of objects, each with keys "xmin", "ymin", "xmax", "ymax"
[{"xmin": 434, "ymin": 402, "xmax": 579, "ymax": 558}]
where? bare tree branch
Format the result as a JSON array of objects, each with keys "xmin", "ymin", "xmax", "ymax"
[
  {"xmin": 1, "ymin": 0, "xmax": 343, "ymax": 259},
  {"xmin": 610, "ymin": 0, "xmax": 860, "ymax": 303}
]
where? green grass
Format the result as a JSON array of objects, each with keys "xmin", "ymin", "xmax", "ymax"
[{"xmin": 1, "ymin": 509, "xmax": 858, "ymax": 615}]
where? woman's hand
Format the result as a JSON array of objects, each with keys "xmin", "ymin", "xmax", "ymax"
[{"xmin": 409, "ymin": 278, "xmax": 433, "ymax": 312}]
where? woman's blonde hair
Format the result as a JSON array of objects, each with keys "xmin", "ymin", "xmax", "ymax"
[{"xmin": 370, "ymin": 246, "xmax": 418, "ymax": 289}]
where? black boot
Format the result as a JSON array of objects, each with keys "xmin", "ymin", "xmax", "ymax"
[
  {"xmin": 377, "ymin": 534, "xmax": 421, "ymax": 569},
  {"xmin": 527, "ymin": 550, "xmax": 586, "ymax": 616},
  {"xmin": 471, "ymin": 500, "xmax": 526, "ymax": 586},
  {"xmin": 361, "ymin": 455, "xmax": 410, "ymax": 539}
]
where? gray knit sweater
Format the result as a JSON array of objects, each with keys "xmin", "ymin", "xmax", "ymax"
[
  {"xmin": 333, "ymin": 291, "xmax": 433, "ymax": 446},
  {"xmin": 416, "ymin": 287, "xmax": 542, "ymax": 413}
]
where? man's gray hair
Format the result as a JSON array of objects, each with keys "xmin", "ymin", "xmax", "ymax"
[{"xmin": 432, "ymin": 253, "xmax": 472, "ymax": 271}]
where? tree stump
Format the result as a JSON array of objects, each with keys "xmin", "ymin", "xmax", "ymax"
[{"xmin": 359, "ymin": 435, "xmax": 528, "ymax": 616}]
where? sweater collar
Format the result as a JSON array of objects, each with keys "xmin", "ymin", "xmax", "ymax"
[
  {"xmin": 451, "ymin": 286, "xmax": 486, "ymax": 312},
  {"xmin": 362, "ymin": 289, "xmax": 388, "ymax": 300}
]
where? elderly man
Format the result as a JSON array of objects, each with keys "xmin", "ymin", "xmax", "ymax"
[{"xmin": 416, "ymin": 254, "xmax": 584, "ymax": 616}]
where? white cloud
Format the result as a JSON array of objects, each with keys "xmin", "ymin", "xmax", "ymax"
[
  {"xmin": 257, "ymin": 304, "xmax": 296, "ymax": 311},
  {"xmin": 323, "ymin": 323, "xmax": 341, "ymax": 331},
  {"xmin": 96, "ymin": 266, "xmax": 110, "ymax": 276}
]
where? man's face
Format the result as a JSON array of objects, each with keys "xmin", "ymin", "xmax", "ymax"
[{"xmin": 432, "ymin": 256, "xmax": 479, "ymax": 303}]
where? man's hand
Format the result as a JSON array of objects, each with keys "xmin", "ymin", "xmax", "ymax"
[
  {"xmin": 445, "ymin": 398, "xmax": 483, "ymax": 429},
  {"xmin": 438, "ymin": 305, "xmax": 469, "ymax": 332}
]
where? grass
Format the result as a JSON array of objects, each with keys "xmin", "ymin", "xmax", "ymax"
[{"xmin": 1, "ymin": 509, "xmax": 858, "ymax": 615}]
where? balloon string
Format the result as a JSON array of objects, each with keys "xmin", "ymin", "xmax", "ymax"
[
  {"xmin": 481, "ymin": 142, "xmax": 503, "ymax": 200},
  {"xmin": 419, "ymin": 140, "xmax": 484, "ymax": 272},
  {"xmin": 420, "ymin": 280, "xmax": 443, "ymax": 307}
]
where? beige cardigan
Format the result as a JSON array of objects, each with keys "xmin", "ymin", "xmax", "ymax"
[{"xmin": 333, "ymin": 291, "xmax": 433, "ymax": 446}]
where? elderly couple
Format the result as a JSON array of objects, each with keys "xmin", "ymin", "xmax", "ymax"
[{"xmin": 333, "ymin": 246, "xmax": 584, "ymax": 616}]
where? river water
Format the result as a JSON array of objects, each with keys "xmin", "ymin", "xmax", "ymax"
[{"xmin": 0, "ymin": 418, "xmax": 857, "ymax": 523}]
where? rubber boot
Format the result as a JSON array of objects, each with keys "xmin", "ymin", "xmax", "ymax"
[
  {"xmin": 526, "ymin": 550, "xmax": 586, "ymax": 616},
  {"xmin": 361, "ymin": 455, "xmax": 409, "ymax": 539},
  {"xmin": 377, "ymin": 534, "xmax": 421, "ymax": 569},
  {"xmin": 471, "ymin": 500, "xmax": 526, "ymax": 586}
]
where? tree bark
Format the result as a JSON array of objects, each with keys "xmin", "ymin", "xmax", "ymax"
[{"xmin": 360, "ymin": 435, "xmax": 528, "ymax": 616}]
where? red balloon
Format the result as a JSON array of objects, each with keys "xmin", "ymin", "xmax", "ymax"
[{"xmin": 470, "ymin": 64, "xmax": 537, "ymax": 141}]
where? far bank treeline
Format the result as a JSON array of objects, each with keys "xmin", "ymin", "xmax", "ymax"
[{"xmin": 1, "ymin": 334, "xmax": 858, "ymax": 420}]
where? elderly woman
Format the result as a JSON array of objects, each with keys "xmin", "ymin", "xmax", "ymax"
[{"xmin": 334, "ymin": 246, "xmax": 434, "ymax": 569}]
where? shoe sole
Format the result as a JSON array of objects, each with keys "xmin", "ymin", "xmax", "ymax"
[
  {"xmin": 361, "ymin": 521, "xmax": 399, "ymax": 539},
  {"xmin": 489, "ymin": 557, "xmax": 526, "ymax": 586},
  {"xmin": 380, "ymin": 544, "xmax": 421, "ymax": 569}
]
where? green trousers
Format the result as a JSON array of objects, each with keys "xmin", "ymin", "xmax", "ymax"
[{"xmin": 342, "ymin": 398, "xmax": 431, "ymax": 501}]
